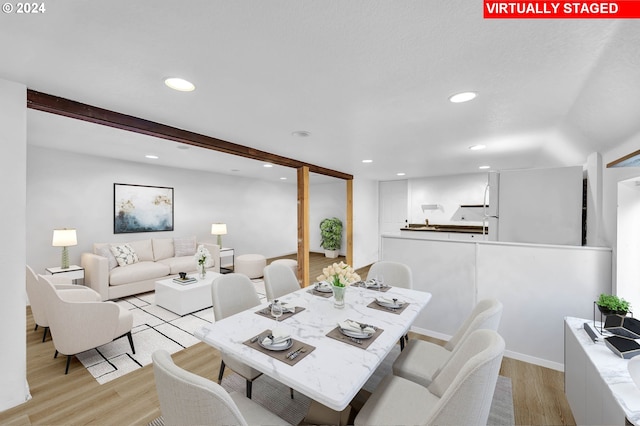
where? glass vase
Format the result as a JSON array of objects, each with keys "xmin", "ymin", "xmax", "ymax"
[
  {"xmin": 199, "ymin": 264, "xmax": 206, "ymax": 280},
  {"xmin": 332, "ymin": 285, "xmax": 346, "ymax": 309}
]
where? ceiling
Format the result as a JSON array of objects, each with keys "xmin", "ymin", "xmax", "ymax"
[{"xmin": 2, "ymin": 1, "xmax": 640, "ymax": 182}]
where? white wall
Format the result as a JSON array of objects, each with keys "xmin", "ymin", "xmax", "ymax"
[
  {"xmin": 352, "ymin": 178, "xmax": 379, "ymax": 269},
  {"xmin": 26, "ymin": 146, "xmax": 301, "ymax": 275},
  {"xmin": 0, "ymin": 79, "xmax": 30, "ymax": 411},
  {"xmin": 309, "ymin": 180, "xmax": 346, "ymax": 255},
  {"xmin": 616, "ymin": 178, "xmax": 640, "ymax": 312},
  {"xmin": 408, "ymin": 173, "xmax": 488, "ymax": 225},
  {"xmin": 382, "ymin": 235, "xmax": 612, "ymax": 369}
]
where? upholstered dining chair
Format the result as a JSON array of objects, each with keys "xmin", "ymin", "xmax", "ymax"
[
  {"xmin": 366, "ymin": 260, "xmax": 413, "ymax": 289},
  {"xmin": 367, "ymin": 261, "xmax": 413, "ymax": 348},
  {"xmin": 211, "ymin": 273, "xmax": 262, "ymax": 398},
  {"xmin": 152, "ymin": 350, "xmax": 289, "ymax": 426},
  {"xmin": 25, "ymin": 265, "xmax": 101, "ymax": 342},
  {"xmin": 355, "ymin": 329, "xmax": 505, "ymax": 426},
  {"xmin": 37, "ymin": 274, "xmax": 135, "ymax": 374},
  {"xmin": 263, "ymin": 263, "xmax": 301, "ymax": 301},
  {"xmin": 392, "ymin": 298, "xmax": 503, "ymax": 387}
]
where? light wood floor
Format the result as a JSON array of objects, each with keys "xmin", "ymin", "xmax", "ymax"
[{"xmin": 1, "ymin": 253, "xmax": 575, "ymax": 425}]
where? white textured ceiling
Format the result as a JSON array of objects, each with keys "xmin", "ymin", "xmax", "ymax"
[{"xmin": 2, "ymin": 1, "xmax": 640, "ymax": 181}]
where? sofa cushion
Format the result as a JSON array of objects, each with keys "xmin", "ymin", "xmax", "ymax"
[
  {"xmin": 128, "ymin": 239, "xmax": 154, "ymax": 262},
  {"xmin": 174, "ymin": 236, "xmax": 196, "ymax": 256},
  {"xmin": 110, "ymin": 244, "xmax": 139, "ymax": 267},
  {"xmin": 97, "ymin": 246, "xmax": 119, "ymax": 270},
  {"xmin": 109, "ymin": 261, "xmax": 170, "ymax": 286},
  {"xmin": 152, "ymin": 238, "xmax": 174, "ymax": 261},
  {"xmin": 157, "ymin": 256, "xmax": 198, "ymax": 275}
]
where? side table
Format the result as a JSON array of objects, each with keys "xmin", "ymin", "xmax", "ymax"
[
  {"xmin": 45, "ymin": 265, "xmax": 85, "ymax": 285},
  {"xmin": 220, "ymin": 247, "xmax": 234, "ymax": 274}
]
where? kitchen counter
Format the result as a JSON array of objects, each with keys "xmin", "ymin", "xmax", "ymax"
[{"xmin": 402, "ymin": 224, "xmax": 485, "ymax": 234}]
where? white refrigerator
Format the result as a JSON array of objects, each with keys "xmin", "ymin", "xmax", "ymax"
[{"xmin": 485, "ymin": 166, "xmax": 583, "ymax": 246}]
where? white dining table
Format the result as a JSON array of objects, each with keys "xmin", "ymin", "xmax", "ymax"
[{"xmin": 194, "ymin": 284, "xmax": 432, "ymax": 411}]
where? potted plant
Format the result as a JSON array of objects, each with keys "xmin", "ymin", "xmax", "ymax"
[
  {"xmin": 320, "ymin": 217, "xmax": 342, "ymax": 258},
  {"xmin": 596, "ymin": 293, "xmax": 630, "ymax": 316}
]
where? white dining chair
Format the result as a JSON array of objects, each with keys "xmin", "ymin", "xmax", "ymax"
[
  {"xmin": 152, "ymin": 350, "xmax": 290, "ymax": 426},
  {"xmin": 392, "ymin": 298, "xmax": 503, "ymax": 387},
  {"xmin": 211, "ymin": 273, "xmax": 263, "ymax": 398},
  {"xmin": 263, "ymin": 263, "xmax": 301, "ymax": 301},
  {"xmin": 355, "ymin": 329, "xmax": 505, "ymax": 426},
  {"xmin": 367, "ymin": 261, "xmax": 413, "ymax": 348},
  {"xmin": 366, "ymin": 261, "xmax": 413, "ymax": 289}
]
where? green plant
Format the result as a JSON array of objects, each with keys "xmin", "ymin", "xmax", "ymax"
[
  {"xmin": 319, "ymin": 217, "xmax": 343, "ymax": 251},
  {"xmin": 597, "ymin": 293, "xmax": 630, "ymax": 313}
]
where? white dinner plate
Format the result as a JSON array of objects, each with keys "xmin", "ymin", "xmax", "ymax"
[
  {"xmin": 339, "ymin": 327, "xmax": 373, "ymax": 339},
  {"xmin": 375, "ymin": 299, "xmax": 404, "ymax": 309},
  {"xmin": 258, "ymin": 337, "xmax": 293, "ymax": 351},
  {"xmin": 314, "ymin": 283, "xmax": 333, "ymax": 293}
]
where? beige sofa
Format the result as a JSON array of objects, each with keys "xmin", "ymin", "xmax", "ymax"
[{"xmin": 81, "ymin": 237, "xmax": 220, "ymax": 301}]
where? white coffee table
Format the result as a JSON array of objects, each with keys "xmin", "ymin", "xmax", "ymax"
[{"xmin": 155, "ymin": 272, "xmax": 221, "ymax": 315}]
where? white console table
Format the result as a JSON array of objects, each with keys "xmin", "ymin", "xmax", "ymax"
[{"xmin": 564, "ymin": 317, "xmax": 640, "ymax": 425}]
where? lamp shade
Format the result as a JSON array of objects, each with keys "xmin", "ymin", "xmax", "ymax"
[
  {"xmin": 211, "ymin": 223, "xmax": 227, "ymax": 235},
  {"xmin": 52, "ymin": 229, "xmax": 77, "ymax": 247}
]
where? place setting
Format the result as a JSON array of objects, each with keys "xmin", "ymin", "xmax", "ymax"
[
  {"xmin": 243, "ymin": 328, "xmax": 315, "ymax": 366},
  {"xmin": 307, "ymin": 281, "xmax": 335, "ymax": 298},
  {"xmin": 352, "ymin": 276, "xmax": 392, "ymax": 292},
  {"xmin": 366, "ymin": 295, "xmax": 409, "ymax": 314},
  {"xmin": 254, "ymin": 299, "xmax": 305, "ymax": 321},
  {"xmin": 326, "ymin": 319, "xmax": 384, "ymax": 349}
]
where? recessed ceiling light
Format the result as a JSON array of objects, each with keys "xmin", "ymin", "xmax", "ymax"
[
  {"xmin": 280, "ymin": 177, "xmax": 287, "ymax": 180},
  {"xmin": 145, "ymin": 154, "xmax": 159, "ymax": 159},
  {"xmin": 164, "ymin": 77, "xmax": 195, "ymax": 92},
  {"xmin": 263, "ymin": 164, "xmax": 273, "ymax": 168},
  {"xmin": 177, "ymin": 145, "xmax": 190, "ymax": 150},
  {"xmin": 479, "ymin": 165, "xmax": 491, "ymax": 169},
  {"xmin": 291, "ymin": 130, "xmax": 311, "ymax": 138},
  {"xmin": 449, "ymin": 91, "xmax": 477, "ymax": 103},
  {"xmin": 469, "ymin": 144, "xmax": 486, "ymax": 151},
  {"xmin": 397, "ymin": 172, "xmax": 406, "ymax": 176},
  {"xmin": 362, "ymin": 159, "xmax": 373, "ymax": 163}
]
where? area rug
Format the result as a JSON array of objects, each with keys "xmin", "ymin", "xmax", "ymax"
[{"xmin": 76, "ymin": 280, "xmax": 268, "ymax": 384}]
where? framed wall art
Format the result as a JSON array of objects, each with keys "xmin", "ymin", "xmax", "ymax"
[{"xmin": 114, "ymin": 183, "xmax": 174, "ymax": 234}]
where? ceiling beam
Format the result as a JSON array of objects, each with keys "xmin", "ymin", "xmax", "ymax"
[{"xmin": 26, "ymin": 89, "xmax": 353, "ymax": 181}]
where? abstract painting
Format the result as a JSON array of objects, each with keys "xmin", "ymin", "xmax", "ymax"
[{"xmin": 114, "ymin": 183, "xmax": 174, "ymax": 233}]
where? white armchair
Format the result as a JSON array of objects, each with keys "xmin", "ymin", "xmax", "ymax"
[
  {"xmin": 26, "ymin": 265, "xmax": 101, "ymax": 342},
  {"xmin": 263, "ymin": 263, "xmax": 300, "ymax": 301},
  {"xmin": 37, "ymin": 274, "xmax": 135, "ymax": 374}
]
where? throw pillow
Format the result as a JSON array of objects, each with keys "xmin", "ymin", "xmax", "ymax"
[
  {"xmin": 97, "ymin": 246, "xmax": 118, "ymax": 270},
  {"xmin": 110, "ymin": 244, "xmax": 139, "ymax": 267},
  {"xmin": 174, "ymin": 237, "xmax": 196, "ymax": 257}
]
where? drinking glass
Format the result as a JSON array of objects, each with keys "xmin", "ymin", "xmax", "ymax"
[
  {"xmin": 271, "ymin": 299, "xmax": 283, "ymax": 324},
  {"xmin": 376, "ymin": 274, "xmax": 385, "ymax": 288}
]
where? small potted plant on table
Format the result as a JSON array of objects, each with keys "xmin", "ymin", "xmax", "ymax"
[
  {"xmin": 320, "ymin": 217, "xmax": 343, "ymax": 258},
  {"xmin": 596, "ymin": 293, "xmax": 630, "ymax": 316}
]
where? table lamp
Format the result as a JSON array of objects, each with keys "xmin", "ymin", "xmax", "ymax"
[
  {"xmin": 211, "ymin": 223, "xmax": 227, "ymax": 247},
  {"xmin": 52, "ymin": 228, "xmax": 77, "ymax": 269}
]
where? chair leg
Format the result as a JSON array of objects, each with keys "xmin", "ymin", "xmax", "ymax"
[
  {"xmin": 54, "ymin": 350, "xmax": 59, "ymax": 358},
  {"xmin": 290, "ymin": 387, "xmax": 294, "ymax": 399},
  {"xmin": 64, "ymin": 355, "xmax": 72, "ymax": 375},
  {"xmin": 34, "ymin": 324, "xmax": 39, "ymax": 331},
  {"xmin": 42, "ymin": 327, "xmax": 49, "ymax": 343},
  {"xmin": 217, "ymin": 360, "xmax": 226, "ymax": 384},
  {"xmin": 246, "ymin": 379, "xmax": 252, "ymax": 399},
  {"xmin": 127, "ymin": 332, "xmax": 135, "ymax": 354},
  {"xmin": 400, "ymin": 337, "xmax": 405, "ymax": 351}
]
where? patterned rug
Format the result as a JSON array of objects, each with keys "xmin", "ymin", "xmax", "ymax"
[{"xmin": 76, "ymin": 280, "xmax": 268, "ymax": 384}]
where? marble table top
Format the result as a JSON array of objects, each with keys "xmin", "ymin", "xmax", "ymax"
[
  {"xmin": 195, "ymin": 285, "xmax": 432, "ymax": 411},
  {"xmin": 566, "ymin": 316, "xmax": 640, "ymax": 425}
]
